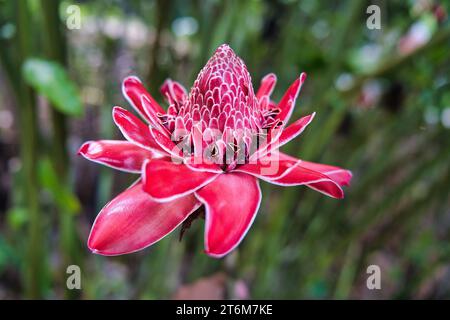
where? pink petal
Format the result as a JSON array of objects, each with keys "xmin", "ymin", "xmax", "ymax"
[
  {"xmin": 78, "ymin": 140, "xmax": 162, "ymax": 173},
  {"xmin": 149, "ymin": 126, "xmax": 184, "ymax": 160},
  {"xmin": 295, "ymin": 161, "xmax": 352, "ymax": 186},
  {"xmin": 275, "ymin": 73, "xmax": 306, "ymax": 125},
  {"xmin": 112, "ymin": 106, "xmax": 162, "ymax": 152},
  {"xmin": 195, "ymin": 173, "xmax": 262, "ymax": 258},
  {"xmin": 256, "ymin": 73, "xmax": 277, "ymax": 100},
  {"xmin": 184, "ymin": 156, "xmax": 224, "ymax": 173},
  {"xmin": 277, "ymin": 152, "xmax": 352, "ymax": 187},
  {"xmin": 270, "ymin": 162, "xmax": 344, "ymax": 199},
  {"xmin": 304, "ymin": 180, "xmax": 344, "ymax": 198},
  {"xmin": 234, "ymin": 155, "xmax": 300, "ymax": 181},
  {"xmin": 249, "ymin": 125, "xmax": 284, "ymax": 162},
  {"xmin": 307, "ymin": 164, "xmax": 352, "ymax": 187},
  {"xmin": 143, "ymin": 159, "xmax": 220, "ymax": 202},
  {"xmin": 122, "ymin": 76, "xmax": 165, "ymax": 122},
  {"xmin": 88, "ymin": 181, "xmax": 201, "ymax": 256},
  {"xmin": 160, "ymin": 79, "xmax": 187, "ymax": 104},
  {"xmin": 191, "ymin": 124, "xmax": 205, "ymax": 159},
  {"xmin": 277, "ymin": 112, "xmax": 315, "ymax": 148},
  {"xmin": 251, "ymin": 113, "xmax": 315, "ymax": 161},
  {"xmin": 141, "ymin": 95, "xmax": 171, "ymax": 136}
]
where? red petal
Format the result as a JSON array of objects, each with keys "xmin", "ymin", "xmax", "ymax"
[
  {"xmin": 275, "ymin": 73, "xmax": 306, "ymax": 125},
  {"xmin": 112, "ymin": 106, "xmax": 162, "ymax": 152},
  {"xmin": 277, "ymin": 112, "xmax": 315, "ymax": 148},
  {"xmin": 251, "ymin": 113, "xmax": 315, "ymax": 161},
  {"xmin": 141, "ymin": 95, "xmax": 171, "ymax": 136},
  {"xmin": 149, "ymin": 126, "xmax": 184, "ymax": 160},
  {"xmin": 78, "ymin": 140, "xmax": 162, "ymax": 173},
  {"xmin": 249, "ymin": 126, "xmax": 284, "ymax": 162},
  {"xmin": 191, "ymin": 124, "xmax": 204, "ymax": 158},
  {"xmin": 277, "ymin": 152, "xmax": 352, "ymax": 187},
  {"xmin": 88, "ymin": 181, "xmax": 201, "ymax": 256},
  {"xmin": 160, "ymin": 79, "xmax": 187, "ymax": 104},
  {"xmin": 122, "ymin": 76, "xmax": 165, "ymax": 122},
  {"xmin": 195, "ymin": 173, "xmax": 262, "ymax": 258},
  {"xmin": 295, "ymin": 161, "xmax": 352, "ymax": 186},
  {"xmin": 143, "ymin": 159, "xmax": 220, "ymax": 202},
  {"xmin": 270, "ymin": 162, "xmax": 344, "ymax": 199},
  {"xmin": 234, "ymin": 155, "xmax": 300, "ymax": 181},
  {"xmin": 256, "ymin": 73, "xmax": 277, "ymax": 100},
  {"xmin": 184, "ymin": 156, "xmax": 223, "ymax": 174}
]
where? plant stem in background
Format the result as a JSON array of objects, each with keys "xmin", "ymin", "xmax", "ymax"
[
  {"xmin": 39, "ymin": 0, "xmax": 82, "ymax": 298},
  {"xmin": 15, "ymin": 0, "xmax": 45, "ymax": 299},
  {"xmin": 146, "ymin": 0, "xmax": 172, "ymax": 91},
  {"xmin": 249, "ymin": 0, "xmax": 365, "ymax": 297}
]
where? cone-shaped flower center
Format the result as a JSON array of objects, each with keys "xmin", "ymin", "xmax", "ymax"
[
  {"xmin": 165, "ymin": 45, "xmax": 276, "ymax": 169},
  {"xmin": 188, "ymin": 44, "xmax": 262, "ymax": 133}
]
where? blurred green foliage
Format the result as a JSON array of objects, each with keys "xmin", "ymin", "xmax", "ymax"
[
  {"xmin": 23, "ymin": 58, "xmax": 83, "ymax": 116},
  {"xmin": 0, "ymin": 0, "xmax": 449, "ymax": 299}
]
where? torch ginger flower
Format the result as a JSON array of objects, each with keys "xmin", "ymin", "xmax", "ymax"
[{"xmin": 79, "ymin": 44, "xmax": 352, "ymax": 258}]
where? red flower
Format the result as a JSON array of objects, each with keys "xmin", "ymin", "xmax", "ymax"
[{"xmin": 79, "ymin": 44, "xmax": 352, "ymax": 258}]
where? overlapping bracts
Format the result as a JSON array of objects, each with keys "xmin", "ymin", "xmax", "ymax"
[{"xmin": 79, "ymin": 44, "xmax": 352, "ymax": 258}]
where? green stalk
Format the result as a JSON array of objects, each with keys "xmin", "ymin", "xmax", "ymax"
[
  {"xmin": 39, "ymin": 0, "xmax": 82, "ymax": 298},
  {"xmin": 15, "ymin": 0, "xmax": 45, "ymax": 299},
  {"xmin": 146, "ymin": 0, "xmax": 172, "ymax": 91},
  {"xmin": 249, "ymin": 0, "xmax": 365, "ymax": 297},
  {"xmin": 40, "ymin": 0, "xmax": 68, "ymax": 173}
]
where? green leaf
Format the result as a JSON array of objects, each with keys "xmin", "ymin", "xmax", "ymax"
[
  {"xmin": 38, "ymin": 157, "xmax": 81, "ymax": 215},
  {"xmin": 6, "ymin": 207, "xmax": 28, "ymax": 231},
  {"xmin": 22, "ymin": 58, "xmax": 83, "ymax": 116}
]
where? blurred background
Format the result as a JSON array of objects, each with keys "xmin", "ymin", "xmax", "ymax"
[{"xmin": 0, "ymin": 0, "xmax": 450, "ymax": 299}]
